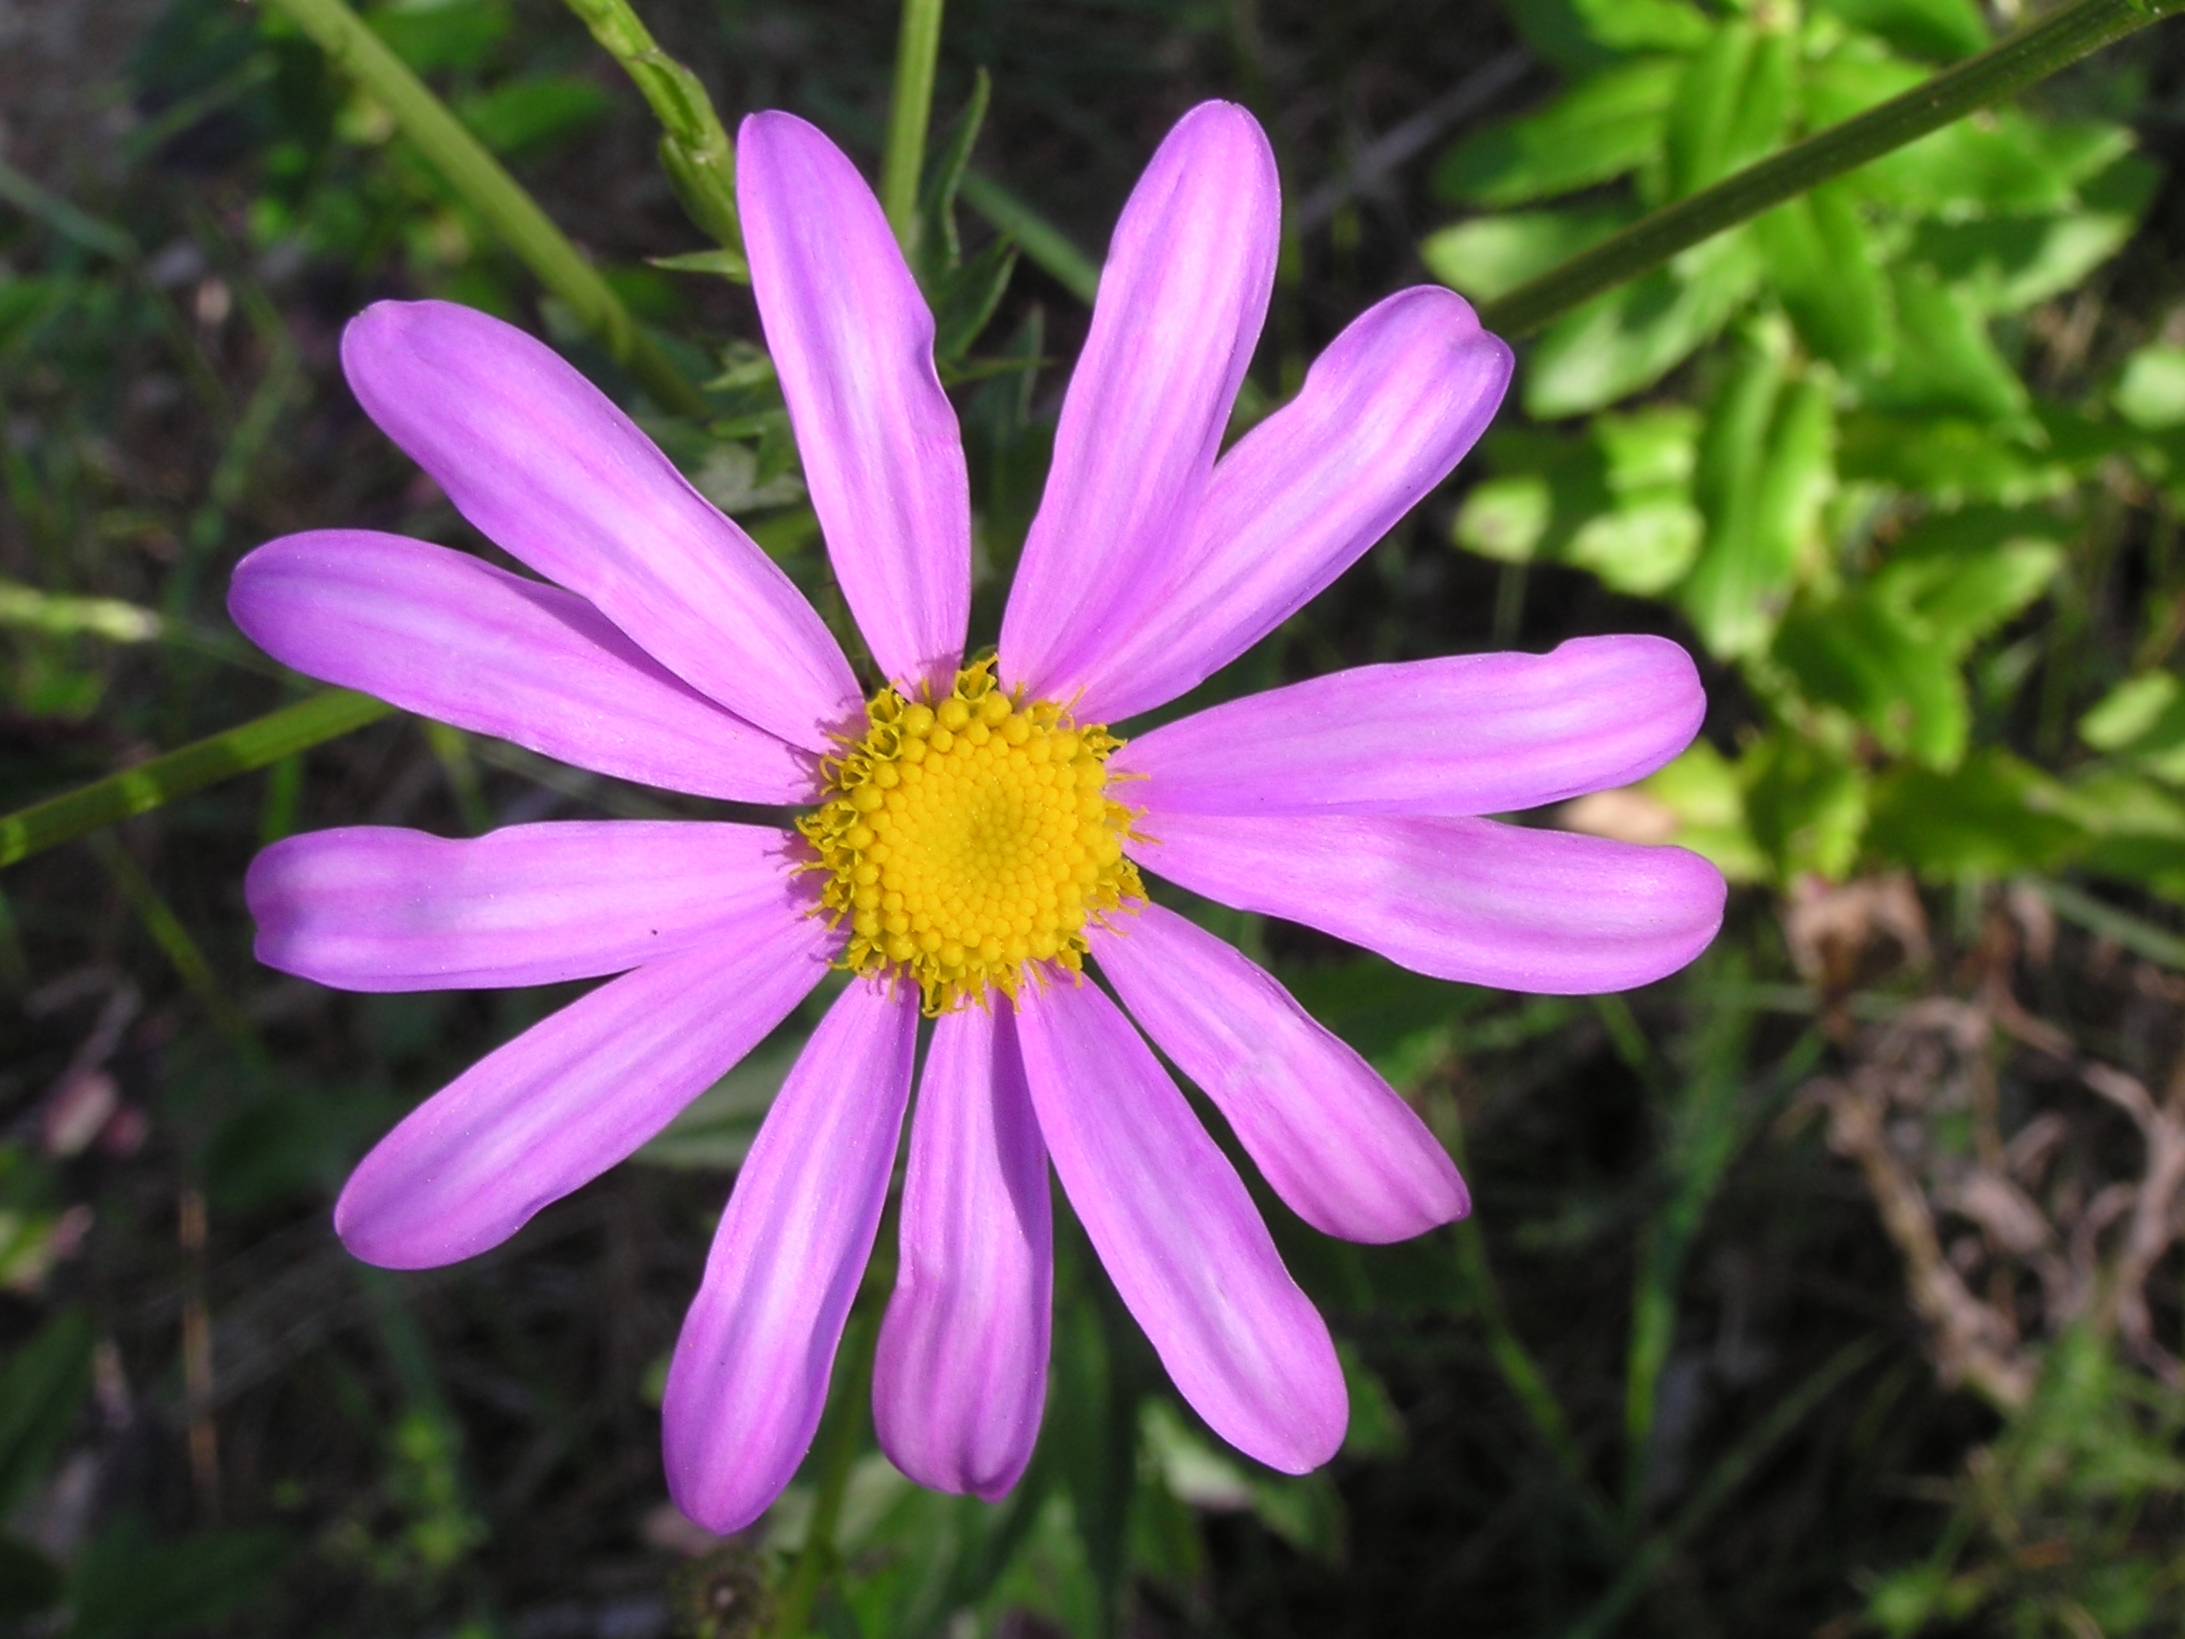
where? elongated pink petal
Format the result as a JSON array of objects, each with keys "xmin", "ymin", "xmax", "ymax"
[
  {"xmin": 1066, "ymin": 288, "xmax": 1512, "ymax": 722},
  {"xmin": 1014, "ymin": 978, "xmax": 1344, "ymax": 1473},
  {"xmin": 1131, "ymin": 814, "xmax": 1725, "ymax": 994},
  {"xmin": 665, "ymin": 981, "xmax": 917, "ymax": 1533},
  {"xmin": 250, "ymin": 821, "xmax": 809, "ymax": 991},
  {"xmin": 874, "ymin": 1005, "xmax": 1050, "ymax": 1498},
  {"xmin": 335, "ymin": 915, "xmax": 836, "ymax": 1269},
  {"xmin": 231, "ymin": 532, "xmax": 816, "ymax": 803},
  {"xmin": 739, "ymin": 114, "xmax": 969, "ymax": 697},
  {"xmin": 999, "ymin": 103, "xmax": 1278, "ymax": 697},
  {"xmin": 1091, "ymin": 905, "xmax": 1466, "ymax": 1243},
  {"xmin": 1110, "ymin": 637, "xmax": 1702, "ymax": 818},
  {"xmin": 341, "ymin": 300, "xmax": 858, "ymax": 750}
]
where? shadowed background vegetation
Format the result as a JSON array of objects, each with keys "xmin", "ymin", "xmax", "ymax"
[{"xmin": 4, "ymin": 0, "xmax": 2185, "ymax": 1633}]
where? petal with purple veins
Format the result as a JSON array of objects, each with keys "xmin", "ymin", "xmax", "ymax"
[
  {"xmin": 1014, "ymin": 977, "xmax": 1345, "ymax": 1473},
  {"xmin": 231, "ymin": 532, "xmax": 816, "ymax": 803},
  {"xmin": 1111, "ymin": 637, "xmax": 1702, "ymax": 818},
  {"xmin": 664, "ymin": 979, "xmax": 917, "ymax": 1533},
  {"xmin": 1067, "ymin": 287, "xmax": 1512, "ymax": 723},
  {"xmin": 340, "ymin": 300, "xmax": 858, "ymax": 749},
  {"xmin": 1130, "ymin": 812, "xmax": 1725, "ymax": 995},
  {"xmin": 999, "ymin": 103, "xmax": 1278, "ymax": 698},
  {"xmin": 874, "ymin": 1004, "xmax": 1051, "ymax": 1499},
  {"xmin": 739, "ymin": 113, "xmax": 970, "ymax": 697},
  {"xmin": 335, "ymin": 911, "xmax": 837, "ymax": 1270},
  {"xmin": 1092, "ymin": 904, "xmax": 1466, "ymax": 1243},
  {"xmin": 250, "ymin": 821, "xmax": 810, "ymax": 992}
]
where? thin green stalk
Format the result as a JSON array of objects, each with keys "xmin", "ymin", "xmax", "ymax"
[
  {"xmin": 559, "ymin": 0, "xmax": 745, "ymax": 265},
  {"xmin": 1479, "ymin": 0, "xmax": 2185, "ymax": 340},
  {"xmin": 90, "ymin": 834, "xmax": 253, "ymax": 1047},
  {"xmin": 255, "ymin": 0, "xmax": 706, "ymax": 416},
  {"xmin": 0, "ymin": 689, "xmax": 393, "ymax": 869},
  {"xmin": 881, "ymin": 0, "xmax": 949, "ymax": 252},
  {"xmin": 1564, "ymin": 1338, "xmax": 1879, "ymax": 1639},
  {"xmin": 770, "ymin": 1315, "xmax": 877, "ymax": 1639}
]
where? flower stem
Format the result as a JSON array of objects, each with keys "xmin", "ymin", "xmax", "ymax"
[
  {"xmin": 0, "ymin": 689, "xmax": 393, "ymax": 869},
  {"xmin": 881, "ymin": 0, "xmax": 948, "ymax": 253},
  {"xmin": 559, "ymin": 0, "xmax": 746, "ymax": 270},
  {"xmin": 1478, "ymin": 0, "xmax": 2185, "ymax": 340},
  {"xmin": 254, "ymin": 0, "xmax": 708, "ymax": 416},
  {"xmin": 768, "ymin": 1314, "xmax": 877, "ymax": 1639}
]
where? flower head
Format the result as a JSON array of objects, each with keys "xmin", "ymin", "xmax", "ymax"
[{"xmin": 230, "ymin": 102, "xmax": 1725, "ymax": 1531}]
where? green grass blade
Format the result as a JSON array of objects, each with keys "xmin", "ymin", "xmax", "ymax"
[
  {"xmin": 0, "ymin": 689, "xmax": 394, "ymax": 869},
  {"xmin": 958, "ymin": 170, "xmax": 1100, "ymax": 304},
  {"xmin": 258, "ymin": 0, "xmax": 707, "ymax": 417},
  {"xmin": 881, "ymin": 0, "xmax": 948, "ymax": 251}
]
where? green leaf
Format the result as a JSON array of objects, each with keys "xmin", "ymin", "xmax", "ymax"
[
  {"xmin": 1871, "ymin": 512, "xmax": 2062, "ymax": 654},
  {"xmin": 1753, "ymin": 183, "xmax": 1888, "ymax": 369},
  {"xmin": 67, "ymin": 1522, "xmax": 292, "ymax": 1639},
  {"xmin": 1433, "ymin": 57, "xmax": 1681, "ymax": 207},
  {"xmin": 1865, "ymin": 266, "xmax": 2028, "ymax": 423},
  {"xmin": 1420, "ymin": 203, "xmax": 1633, "ymax": 303},
  {"xmin": 1906, "ymin": 156, "xmax": 2153, "ymax": 314},
  {"xmin": 1636, "ymin": 742, "xmax": 1770, "ymax": 882},
  {"xmin": 646, "ymin": 246, "xmax": 749, "ymax": 278},
  {"xmin": 1524, "ymin": 231, "xmax": 1761, "ymax": 417},
  {"xmin": 2080, "ymin": 673, "xmax": 2185, "ymax": 784},
  {"xmin": 459, "ymin": 74, "xmax": 612, "ymax": 158},
  {"xmin": 930, "ymin": 235, "xmax": 1017, "ymax": 364},
  {"xmin": 1865, "ymin": 751, "xmax": 2085, "ymax": 878},
  {"xmin": 0, "ymin": 1310, "xmax": 94, "ymax": 1519},
  {"xmin": 1567, "ymin": 0, "xmax": 1711, "ymax": 53},
  {"xmin": 1837, "ymin": 412, "xmax": 2067, "ymax": 506},
  {"xmin": 1565, "ymin": 496, "xmax": 1704, "ymax": 595},
  {"xmin": 1817, "ymin": 0, "xmax": 1987, "ymax": 61},
  {"xmin": 364, "ymin": 0, "xmax": 509, "ymax": 74},
  {"xmin": 1772, "ymin": 591, "xmax": 1968, "ymax": 768},
  {"xmin": 1744, "ymin": 733, "xmax": 1869, "ymax": 881},
  {"xmin": 1454, "ymin": 473, "xmax": 1555, "ymax": 563},
  {"xmin": 1681, "ymin": 338, "xmax": 1833, "ymax": 656},
  {"xmin": 1848, "ymin": 108, "xmax": 2096, "ymax": 217},
  {"xmin": 1662, "ymin": 24, "xmax": 1792, "ymax": 199},
  {"xmin": 916, "ymin": 68, "xmax": 991, "ymax": 285},
  {"xmin": 2116, "ymin": 343, "xmax": 2185, "ymax": 430}
]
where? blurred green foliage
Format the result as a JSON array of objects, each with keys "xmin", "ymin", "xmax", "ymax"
[{"xmin": 2, "ymin": 0, "xmax": 2183, "ymax": 1633}]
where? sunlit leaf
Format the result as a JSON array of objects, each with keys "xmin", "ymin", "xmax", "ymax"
[
  {"xmin": 1754, "ymin": 184, "xmax": 1889, "ymax": 369},
  {"xmin": 1420, "ymin": 203, "xmax": 1632, "ymax": 302},
  {"xmin": 1433, "ymin": 57, "xmax": 1681, "ymax": 207},
  {"xmin": 1817, "ymin": 0, "xmax": 1987, "ymax": 61},
  {"xmin": 1524, "ymin": 232, "xmax": 1761, "ymax": 417}
]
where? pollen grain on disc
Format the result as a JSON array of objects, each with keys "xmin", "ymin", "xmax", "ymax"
[{"xmin": 797, "ymin": 656, "xmax": 1144, "ymax": 1014}]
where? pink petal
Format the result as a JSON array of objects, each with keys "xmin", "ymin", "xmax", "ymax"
[
  {"xmin": 1090, "ymin": 904, "xmax": 1466, "ymax": 1243},
  {"xmin": 231, "ymin": 531, "xmax": 817, "ymax": 802},
  {"xmin": 998, "ymin": 103, "xmax": 1278, "ymax": 698},
  {"xmin": 335, "ymin": 913, "xmax": 836, "ymax": 1269},
  {"xmin": 1065, "ymin": 287, "xmax": 1513, "ymax": 723},
  {"xmin": 1110, "ymin": 637, "xmax": 1702, "ymax": 817},
  {"xmin": 873, "ymin": 1005, "xmax": 1051, "ymax": 1499},
  {"xmin": 250, "ymin": 821, "xmax": 809, "ymax": 992},
  {"xmin": 1013, "ymin": 978, "xmax": 1345, "ymax": 1473},
  {"xmin": 340, "ymin": 300, "xmax": 859, "ymax": 750},
  {"xmin": 739, "ymin": 114, "xmax": 969, "ymax": 697},
  {"xmin": 1131, "ymin": 814, "xmax": 1726, "ymax": 994},
  {"xmin": 664, "ymin": 980, "xmax": 917, "ymax": 1533}
]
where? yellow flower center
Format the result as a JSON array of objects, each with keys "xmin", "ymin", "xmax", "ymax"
[{"xmin": 797, "ymin": 656, "xmax": 1144, "ymax": 1014}]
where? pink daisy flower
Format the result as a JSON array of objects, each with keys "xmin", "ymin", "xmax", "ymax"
[{"xmin": 230, "ymin": 102, "xmax": 1724, "ymax": 1531}]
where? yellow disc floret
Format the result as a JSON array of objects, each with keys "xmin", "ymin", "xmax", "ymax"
[{"xmin": 797, "ymin": 656, "xmax": 1144, "ymax": 1014}]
